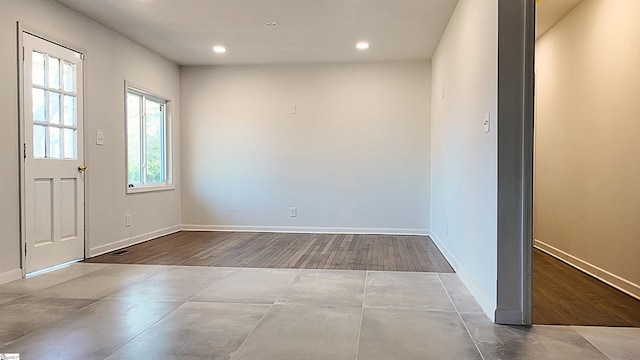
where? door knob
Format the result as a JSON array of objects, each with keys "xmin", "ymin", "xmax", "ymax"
[{"xmin": 78, "ymin": 165, "xmax": 87, "ymax": 173}]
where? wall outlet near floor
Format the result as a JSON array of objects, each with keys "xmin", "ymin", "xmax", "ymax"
[
  {"xmin": 125, "ymin": 214, "xmax": 131, "ymax": 227},
  {"xmin": 289, "ymin": 207, "xmax": 297, "ymax": 217}
]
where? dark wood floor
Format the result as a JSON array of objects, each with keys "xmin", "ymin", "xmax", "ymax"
[
  {"xmin": 533, "ymin": 248, "xmax": 640, "ymax": 327},
  {"xmin": 86, "ymin": 231, "xmax": 454, "ymax": 272}
]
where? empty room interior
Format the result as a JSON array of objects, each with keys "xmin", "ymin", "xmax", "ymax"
[
  {"xmin": 533, "ymin": 0, "xmax": 640, "ymax": 327},
  {"xmin": 0, "ymin": 0, "xmax": 639, "ymax": 359}
]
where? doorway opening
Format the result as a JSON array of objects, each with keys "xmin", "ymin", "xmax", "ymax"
[{"xmin": 532, "ymin": 0, "xmax": 640, "ymax": 326}]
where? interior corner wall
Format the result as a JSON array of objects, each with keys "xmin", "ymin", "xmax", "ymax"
[
  {"xmin": 180, "ymin": 62, "xmax": 431, "ymax": 233},
  {"xmin": 0, "ymin": 0, "xmax": 181, "ymax": 281},
  {"xmin": 535, "ymin": 0, "xmax": 640, "ymax": 297},
  {"xmin": 430, "ymin": 0, "xmax": 499, "ymax": 318}
]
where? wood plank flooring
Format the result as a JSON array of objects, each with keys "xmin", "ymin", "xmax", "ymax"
[
  {"xmin": 85, "ymin": 231, "xmax": 454, "ymax": 272},
  {"xmin": 533, "ymin": 248, "xmax": 640, "ymax": 326}
]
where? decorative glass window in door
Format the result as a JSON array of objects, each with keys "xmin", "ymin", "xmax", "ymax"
[{"xmin": 32, "ymin": 51, "xmax": 77, "ymax": 159}]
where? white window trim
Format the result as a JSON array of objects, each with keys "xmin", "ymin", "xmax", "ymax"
[{"xmin": 124, "ymin": 80, "xmax": 174, "ymax": 194}]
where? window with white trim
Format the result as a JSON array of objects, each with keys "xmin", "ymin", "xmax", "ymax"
[{"xmin": 126, "ymin": 85, "xmax": 172, "ymax": 192}]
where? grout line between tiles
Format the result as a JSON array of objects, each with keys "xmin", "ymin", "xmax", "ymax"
[
  {"xmin": 228, "ymin": 302, "xmax": 275, "ymax": 360},
  {"xmin": 183, "ymin": 268, "xmax": 238, "ymax": 302},
  {"xmin": 568, "ymin": 326, "xmax": 614, "ymax": 360},
  {"xmin": 353, "ymin": 270, "xmax": 368, "ymax": 360},
  {"xmin": 99, "ymin": 300, "xmax": 186, "ymax": 360},
  {"xmin": 229, "ymin": 269, "xmax": 301, "ymax": 359},
  {"xmin": 438, "ymin": 273, "xmax": 486, "ymax": 360}
]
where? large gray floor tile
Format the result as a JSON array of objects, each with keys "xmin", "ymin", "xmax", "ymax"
[
  {"xmin": 574, "ymin": 326, "xmax": 640, "ymax": 360},
  {"xmin": 0, "ymin": 296, "xmax": 96, "ymax": 347},
  {"xmin": 277, "ymin": 270, "xmax": 365, "ymax": 307},
  {"xmin": 365, "ymin": 272, "xmax": 455, "ymax": 312},
  {"xmin": 358, "ymin": 308, "xmax": 482, "ymax": 360},
  {"xmin": 107, "ymin": 267, "xmax": 234, "ymax": 302},
  {"xmin": 461, "ymin": 313, "xmax": 609, "ymax": 360},
  {"xmin": 104, "ymin": 302, "xmax": 271, "ymax": 360},
  {"xmin": 0, "ymin": 263, "xmax": 108, "ymax": 296},
  {"xmin": 231, "ymin": 304, "xmax": 361, "ymax": 360},
  {"xmin": 193, "ymin": 268, "xmax": 299, "ymax": 304},
  {"xmin": 30, "ymin": 265, "xmax": 164, "ymax": 299},
  {"xmin": 438, "ymin": 273, "xmax": 484, "ymax": 313},
  {"xmin": 0, "ymin": 298, "xmax": 181, "ymax": 360}
]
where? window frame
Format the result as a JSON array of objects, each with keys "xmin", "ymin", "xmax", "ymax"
[{"xmin": 124, "ymin": 81, "xmax": 173, "ymax": 194}]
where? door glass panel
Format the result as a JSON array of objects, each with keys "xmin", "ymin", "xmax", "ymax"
[
  {"xmin": 49, "ymin": 92, "xmax": 61, "ymax": 124},
  {"xmin": 48, "ymin": 56, "xmax": 60, "ymax": 89},
  {"xmin": 63, "ymin": 129, "xmax": 76, "ymax": 159},
  {"xmin": 32, "ymin": 88, "xmax": 46, "ymax": 122},
  {"xmin": 63, "ymin": 95, "xmax": 75, "ymax": 126},
  {"xmin": 49, "ymin": 127, "xmax": 61, "ymax": 159},
  {"xmin": 63, "ymin": 61, "xmax": 75, "ymax": 92},
  {"xmin": 32, "ymin": 51, "xmax": 46, "ymax": 86},
  {"xmin": 33, "ymin": 125, "xmax": 47, "ymax": 158},
  {"xmin": 127, "ymin": 94, "xmax": 141, "ymax": 185},
  {"xmin": 145, "ymin": 99, "xmax": 163, "ymax": 183}
]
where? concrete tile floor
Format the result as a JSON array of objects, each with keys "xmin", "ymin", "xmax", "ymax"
[{"xmin": 0, "ymin": 263, "xmax": 637, "ymax": 360}]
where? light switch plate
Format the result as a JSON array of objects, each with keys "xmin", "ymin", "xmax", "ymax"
[
  {"xmin": 289, "ymin": 105, "xmax": 297, "ymax": 114},
  {"xmin": 96, "ymin": 130, "xmax": 104, "ymax": 145},
  {"xmin": 483, "ymin": 112, "xmax": 491, "ymax": 133}
]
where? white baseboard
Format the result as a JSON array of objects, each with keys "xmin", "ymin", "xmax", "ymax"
[
  {"xmin": 181, "ymin": 224, "xmax": 429, "ymax": 236},
  {"xmin": 89, "ymin": 225, "xmax": 181, "ymax": 257},
  {"xmin": 534, "ymin": 239, "xmax": 640, "ymax": 300},
  {"xmin": 429, "ymin": 231, "xmax": 496, "ymax": 321},
  {"xmin": 0, "ymin": 268, "xmax": 23, "ymax": 285}
]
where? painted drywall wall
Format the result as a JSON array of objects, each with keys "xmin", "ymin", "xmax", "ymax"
[
  {"xmin": 430, "ymin": 0, "xmax": 499, "ymax": 317},
  {"xmin": 535, "ymin": 0, "xmax": 640, "ymax": 296},
  {"xmin": 180, "ymin": 62, "xmax": 431, "ymax": 233},
  {"xmin": 0, "ymin": 0, "xmax": 181, "ymax": 281}
]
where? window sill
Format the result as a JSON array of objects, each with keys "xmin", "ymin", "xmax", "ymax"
[{"xmin": 127, "ymin": 184, "xmax": 175, "ymax": 194}]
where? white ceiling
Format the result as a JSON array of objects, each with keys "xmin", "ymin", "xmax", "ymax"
[
  {"xmin": 53, "ymin": 0, "xmax": 584, "ymax": 66},
  {"xmin": 54, "ymin": 0, "xmax": 460, "ymax": 65},
  {"xmin": 536, "ymin": 0, "xmax": 584, "ymax": 39}
]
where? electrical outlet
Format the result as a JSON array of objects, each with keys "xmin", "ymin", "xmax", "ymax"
[
  {"xmin": 289, "ymin": 207, "xmax": 297, "ymax": 217},
  {"xmin": 125, "ymin": 214, "xmax": 131, "ymax": 227}
]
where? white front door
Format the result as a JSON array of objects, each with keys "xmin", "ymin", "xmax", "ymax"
[{"xmin": 22, "ymin": 33, "xmax": 85, "ymax": 273}]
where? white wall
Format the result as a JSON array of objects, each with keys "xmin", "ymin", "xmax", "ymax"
[
  {"xmin": 430, "ymin": 0, "xmax": 499, "ymax": 317},
  {"xmin": 0, "ymin": 0, "xmax": 181, "ymax": 282},
  {"xmin": 180, "ymin": 62, "xmax": 431, "ymax": 233},
  {"xmin": 535, "ymin": 0, "xmax": 640, "ymax": 297}
]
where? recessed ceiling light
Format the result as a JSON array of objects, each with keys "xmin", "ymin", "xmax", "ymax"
[
  {"xmin": 213, "ymin": 46, "xmax": 227, "ymax": 54},
  {"xmin": 356, "ymin": 41, "xmax": 370, "ymax": 50}
]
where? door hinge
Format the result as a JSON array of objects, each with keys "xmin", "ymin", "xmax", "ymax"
[
  {"xmin": 24, "ymin": 244, "xmax": 27, "ymax": 257},
  {"xmin": 80, "ymin": 53, "xmax": 85, "ymax": 60},
  {"xmin": 23, "ymin": 143, "xmax": 27, "ymax": 159},
  {"xmin": 22, "ymin": 47, "xmax": 25, "ymax": 63}
]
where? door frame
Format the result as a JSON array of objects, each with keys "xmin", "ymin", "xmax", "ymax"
[
  {"xmin": 495, "ymin": 0, "xmax": 535, "ymax": 325},
  {"xmin": 17, "ymin": 22, "xmax": 89, "ymax": 277}
]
